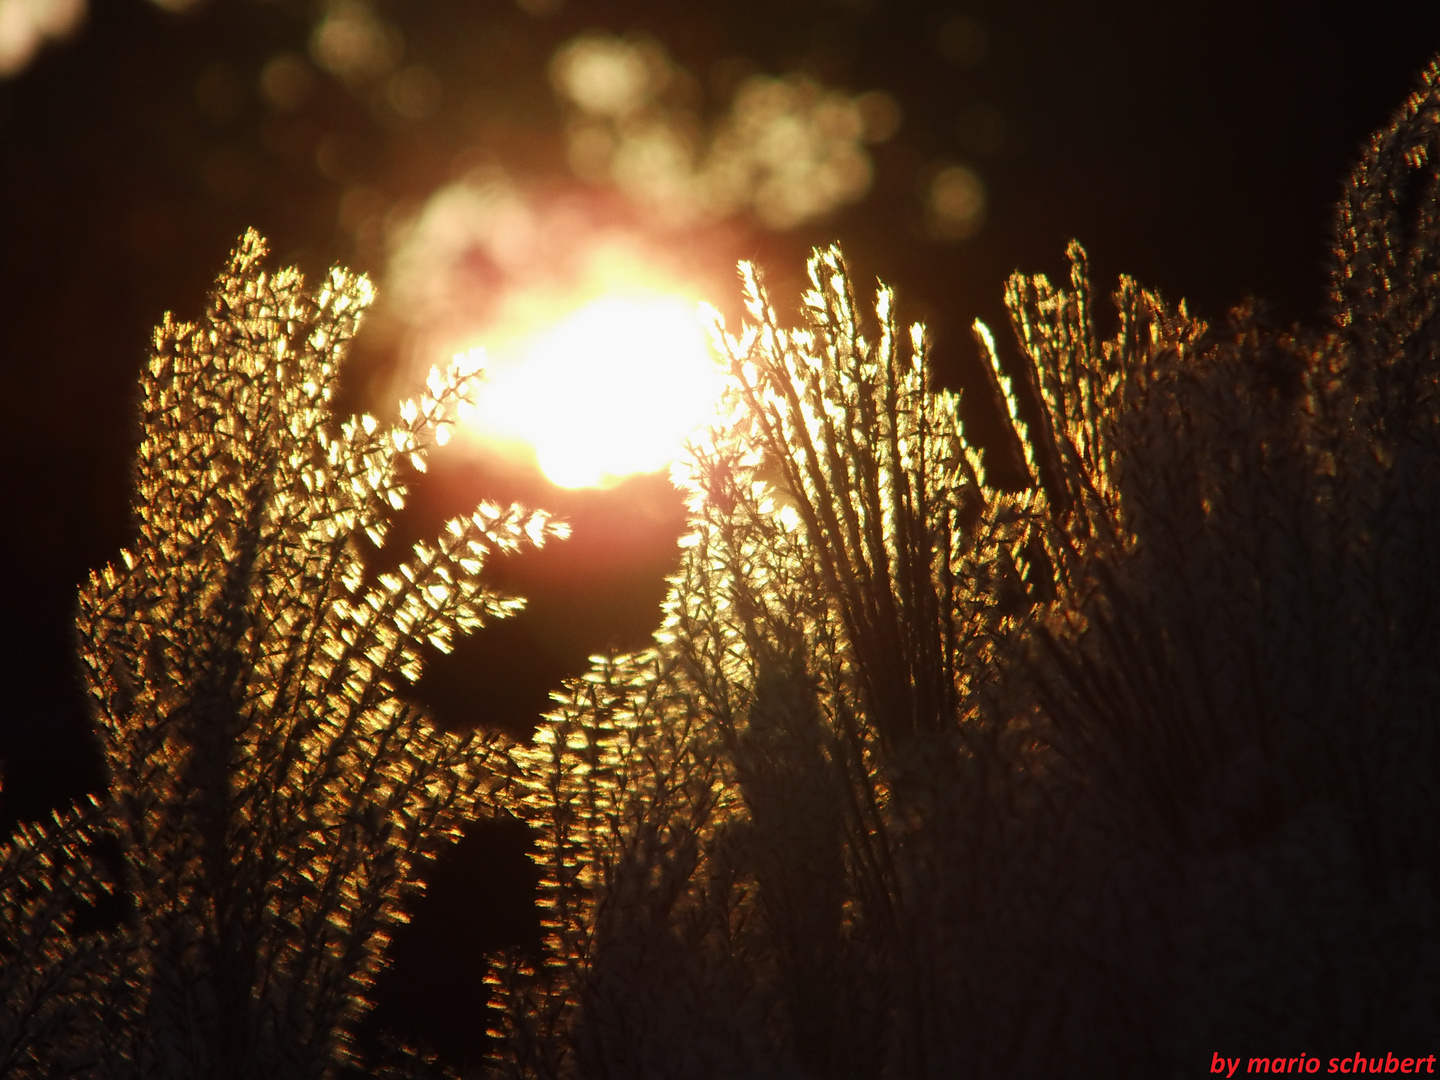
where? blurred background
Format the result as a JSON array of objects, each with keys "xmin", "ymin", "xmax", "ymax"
[{"xmin": 2, "ymin": 0, "xmax": 1437, "ymax": 1065}]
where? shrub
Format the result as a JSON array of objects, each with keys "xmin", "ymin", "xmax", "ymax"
[
  {"xmin": 487, "ymin": 55, "xmax": 1440, "ymax": 1078},
  {"xmin": 1, "ymin": 231, "xmax": 562, "ymax": 1080}
]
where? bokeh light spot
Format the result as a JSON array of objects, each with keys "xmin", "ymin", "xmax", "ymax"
[
  {"xmin": 550, "ymin": 35, "xmax": 655, "ymax": 118},
  {"xmin": 260, "ymin": 53, "xmax": 317, "ymax": 112},
  {"xmin": 926, "ymin": 164, "xmax": 986, "ymax": 240},
  {"xmin": 937, "ymin": 14, "xmax": 988, "ymax": 67},
  {"xmin": 310, "ymin": 0, "xmax": 400, "ymax": 85},
  {"xmin": 0, "ymin": 0, "xmax": 85, "ymax": 76},
  {"xmin": 386, "ymin": 64, "xmax": 442, "ymax": 120},
  {"xmin": 549, "ymin": 31, "xmax": 895, "ymax": 229}
]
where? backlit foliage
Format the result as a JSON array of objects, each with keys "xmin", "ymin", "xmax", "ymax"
[
  {"xmin": 0, "ymin": 789, "xmax": 116, "ymax": 1077},
  {"xmin": 4, "ymin": 50, "xmax": 1440, "ymax": 1080},
  {"xmin": 487, "ymin": 242, "xmax": 1045, "ymax": 1080},
  {"xmin": 0, "ymin": 231, "xmax": 561, "ymax": 1079},
  {"xmin": 489, "ymin": 56, "xmax": 1440, "ymax": 1077}
]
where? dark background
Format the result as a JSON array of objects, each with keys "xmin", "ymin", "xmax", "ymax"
[{"xmin": 2, "ymin": 0, "xmax": 1437, "ymax": 1065}]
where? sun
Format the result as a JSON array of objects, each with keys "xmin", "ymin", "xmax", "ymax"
[{"xmin": 461, "ymin": 290, "xmax": 724, "ymax": 488}]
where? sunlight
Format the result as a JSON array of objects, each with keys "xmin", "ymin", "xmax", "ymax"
[{"xmin": 461, "ymin": 290, "xmax": 723, "ymax": 489}]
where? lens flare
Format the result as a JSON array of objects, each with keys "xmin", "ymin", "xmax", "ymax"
[{"xmin": 462, "ymin": 292, "xmax": 722, "ymax": 489}]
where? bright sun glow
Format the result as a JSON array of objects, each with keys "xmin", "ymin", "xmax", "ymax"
[{"xmin": 461, "ymin": 291, "xmax": 723, "ymax": 488}]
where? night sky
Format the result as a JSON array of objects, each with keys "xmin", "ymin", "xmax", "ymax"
[{"xmin": 2, "ymin": 0, "xmax": 1437, "ymax": 1064}]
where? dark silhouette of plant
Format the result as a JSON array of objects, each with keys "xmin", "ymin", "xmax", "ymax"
[
  {"xmin": 7, "ymin": 48, "xmax": 1440, "ymax": 1080},
  {"xmin": 0, "ymin": 787, "xmax": 117, "ymax": 1078},
  {"xmin": 0, "ymin": 231, "xmax": 561, "ymax": 1080},
  {"xmin": 486, "ymin": 55, "xmax": 1440, "ymax": 1078}
]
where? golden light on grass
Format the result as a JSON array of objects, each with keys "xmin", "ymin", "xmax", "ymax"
[{"xmin": 459, "ymin": 288, "xmax": 722, "ymax": 489}]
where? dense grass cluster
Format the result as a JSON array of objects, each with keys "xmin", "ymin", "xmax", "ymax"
[
  {"xmin": 487, "ymin": 56, "xmax": 1440, "ymax": 1077},
  {"xmin": 0, "ymin": 233, "xmax": 561, "ymax": 1079}
]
